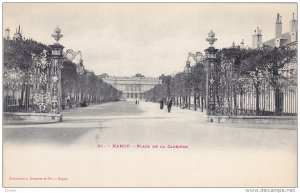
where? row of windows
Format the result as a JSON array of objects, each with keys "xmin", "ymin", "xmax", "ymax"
[
  {"xmin": 128, "ymin": 93, "xmax": 138, "ymax": 98},
  {"xmin": 116, "ymin": 85, "xmax": 156, "ymax": 92},
  {"xmin": 126, "ymin": 93, "xmax": 144, "ymax": 99},
  {"xmin": 106, "ymin": 79, "xmax": 161, "ymax": 85},
  {"xmin": 125, "ymin": 85, "xmax": 141, "ymax": 91}
]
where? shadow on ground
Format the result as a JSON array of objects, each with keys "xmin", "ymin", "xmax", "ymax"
[{"xmin": 3, "ymin": 123, "xmax": 108, "ymax": 145}]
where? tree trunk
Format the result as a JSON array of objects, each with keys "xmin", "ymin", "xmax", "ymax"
[
  {"xmin": 25, "ymin": 85, "xmax": 29, "ymax": 110},
  {"xmin": 255, "ymin": 85, "xmax": 260, "ymax": 115},
  {"xmin": 188, "ymin": 95, "xmax": 191, "ymax": 109},
  {"xmin": 198, "ymin": 94, "xmax": 201, "ymax": 111},
  {"xmin": 274, "ymin": 87, "xmax": 282, "ymax": 115},
  {"xmin": 233, "ymin": 93, "xmax": 237, "ymax": 115},
  {"xmin": 201, "ymin": 96, "xmax": 204, "ymax": 112},
  {"xmin": 180, "ymin": 96, "xmax": 182, "ymax": 108},
  {"xmin": 240, "ymin": 91, "xmax": 243, "ymax": 109},
  {"xmin": 194, "ymin": 93, "xmax": 197, "ymax": 111},
  {"xmin": 20, "ymin": 84, "xmax": 24, "ymax": 109}
]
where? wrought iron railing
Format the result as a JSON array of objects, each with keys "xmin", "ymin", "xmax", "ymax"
[{"xmin": 214, "ymin": 107, "xmax": 297, "ymax": 116}]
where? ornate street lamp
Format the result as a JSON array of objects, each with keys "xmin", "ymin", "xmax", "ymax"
[
  {"xmin": 184, "ymin": 58, "xmax": 192, "ymax": 74},
  {"xmin": 77, "ymin": 58, "xmax": 85, "ymax": 76},
  {"xmin": 187, "ymin": 51, "xmax": 204, "ymax": 111},
  {"xmin": 204, "ymin": 30, "xmax": 218, "ymax": 116},
  {"xmin": 62, "ymin": 49, "xmax": 85, "ymax": 108},
  {"xmin": 184, "ymin": 57, "xmax": 192, "ymax": 109},
  {"xmin": 190, "ymin": 52, "xmax": 204, "ymax": 63},
  {"xmin": 64, "ymin": 49, "xmax": 85, "ymax": 75}
]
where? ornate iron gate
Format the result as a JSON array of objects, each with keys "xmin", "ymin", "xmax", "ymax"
[
  {"xmin": 213, "ymin": 60, "xmax": 297, "ymax": 116},
  {"xmin": 30, "ymin": 50, "xmax": 52, "ymax": 113}
]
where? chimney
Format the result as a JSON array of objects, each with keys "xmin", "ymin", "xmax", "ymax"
[
  {"xmin": 231, "ymin": 41, "xmax": 236, "ymax": 48},
  {"xmin": 240, "ymin": 39, "xmax": 245, "ymax": 49},
  {"xmin": 252, "ymin": 27, "xmax": 262, "ymax": 49},
  {"xmin": 4, "ymin": 28, "xmax": 10, "ymax": 40},
  {"xmin": 289, "ymin": 13, "xmax": 297, "ymax": 33},
  {"xmin": 290, "ymin": 13, "xmax": 298, "ymax": 44},
  {"xmin": 275, "ymin": 13, "xmax": 282, "ymax": 39}
]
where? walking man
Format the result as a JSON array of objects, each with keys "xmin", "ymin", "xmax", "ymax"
[{"xmin": 167, "ymin": 98, "xmax": 173, "ymax": 113}]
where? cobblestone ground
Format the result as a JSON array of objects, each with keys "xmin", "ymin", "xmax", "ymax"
[{"xmin": 3, "ymin": 101, "xmax": 297, "ymax": 187}]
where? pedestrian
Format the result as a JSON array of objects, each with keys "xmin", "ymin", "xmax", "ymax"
[
  {"xmin": 67, "ymin": 98, "xmax": 72, "ymax": 109},
  {"xmin": 159, "ymin": 99, "xmax": 164, "ymax": 109},
  {"xmin": 167, "ymin": 98, "xmax": 173, "ymax": 113},
  {"xmin": 135, "ymin": 100, "xmax": 137, "ymax": 105}
]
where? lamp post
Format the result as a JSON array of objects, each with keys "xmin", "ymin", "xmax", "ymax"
[
  {"xmin": 184, "ymin": 57, "xmax": 192, "ymax": 109},
  {"xmin": 204, "ymin": 30, "xmax": 218, "ymax": 116},
  {"xmin": 188, "ymin": 52, "xmax": 204, "ymax": 111},
  {"xmin": 63, "ymin": 49, "xmax": 85, "ymax": 107}
]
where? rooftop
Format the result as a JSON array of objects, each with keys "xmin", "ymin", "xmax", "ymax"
[{"xmin": 263, "ymin": 32, "xmax": 291, "ymax": 47}]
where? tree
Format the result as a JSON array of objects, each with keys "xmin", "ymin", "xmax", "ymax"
[
  {"xmin": 3, "ymin": 38, "xmax": 50, "ymax": 111},
  {"xmin": 3, "ymin": 37, "xmax": 121, "ymax": 111},
  {"xmin": 261, "ymin": 46, "xmax": 297, "ymax": 114},
  {"xmin": 61, "ymin": 60, "xmax": 79, "ymax": 107},
  {"xmin": 191, "ymin": 62, "xmax": 206, "ymax": 111},
  {"xmin": 160, "ymin": 75, "xmax": 171, "ymax": 97},
  {"xmin": 218, "ymin": 48, "xmax": 250, "ymax": 110},
  {"xmin": 240, "ymin": 48, "xmax": 266, "ymax": 113},
  {"xmin": 4, "ymin": 38, "xmax": 50, "ymax": 70},
  {"xmin": 134, "ymin": 73, "xmax": 145, "ymax": 77}
]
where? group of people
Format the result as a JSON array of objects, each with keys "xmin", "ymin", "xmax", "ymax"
[{"xmin": 159, "ymin": 98, "xmax": 173, "ymax": 113}]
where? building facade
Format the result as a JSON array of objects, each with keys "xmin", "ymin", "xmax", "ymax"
[
  {"xmin": 102, "ymin": 76, "xmax": 162, "ymax": 100},
  {"xmin": 252, "ymin": 13, "xmax": 298, "ymax": 49},
  {"xmin": 247, "ymin": 13, "xmax": 298, "ymax": 115}
]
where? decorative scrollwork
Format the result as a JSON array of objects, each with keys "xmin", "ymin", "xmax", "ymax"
[
  {"xmin": 31, "ymin": 50, "xmax": 52, "ymax": 113},
  {"xmin": 63, "ymin": 49, "xmax": 82, "ymax": 61},
  {"xmin": 64, "ymin": 49, "xmax": 77, "ymax": 60},
  {"xmin": 189, "ymin": 52, "xmax": 204, "ymax": 63},
  {"xmin": 52, "ymin": 75, "xmax": 59, "ymax": 83},
  {"xmin": 32, "ymin": 49, "xmax": 51, "ymax": 69},
  {"xmin": 63, "ymin": 49, "xmax": 85, "ymax": 75}
]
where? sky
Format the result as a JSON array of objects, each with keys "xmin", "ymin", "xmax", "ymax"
[{"xmin": 3, "ymin": 3, "xmax": 297, "ymax": 77}]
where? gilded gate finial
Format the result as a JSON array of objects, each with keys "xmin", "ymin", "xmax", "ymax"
[
  {"xmin": 51, "ymin": 26, "xmax": 63, "ymax": 43},
  {"xmin": 206, "ymin": 30, "xmax": 217, "ymax": 46}
]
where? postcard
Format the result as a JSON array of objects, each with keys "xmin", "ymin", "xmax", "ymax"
[{"xmin": 2, "ymin": 2, "xmax": 297, "ymax": 189}]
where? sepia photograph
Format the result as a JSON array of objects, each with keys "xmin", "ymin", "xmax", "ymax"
[{"xmin": 2, "ymin": 2, "xmax": 298, "ymax": 191}]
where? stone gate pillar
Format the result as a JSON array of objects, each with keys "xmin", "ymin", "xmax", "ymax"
[
  {"xmin": 50, "ymin": 27, "xmax": 64, "ymax": 114},
  {"xmin": 205, "ymin": 30, "xmax": 218, "ymax": 116}
]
